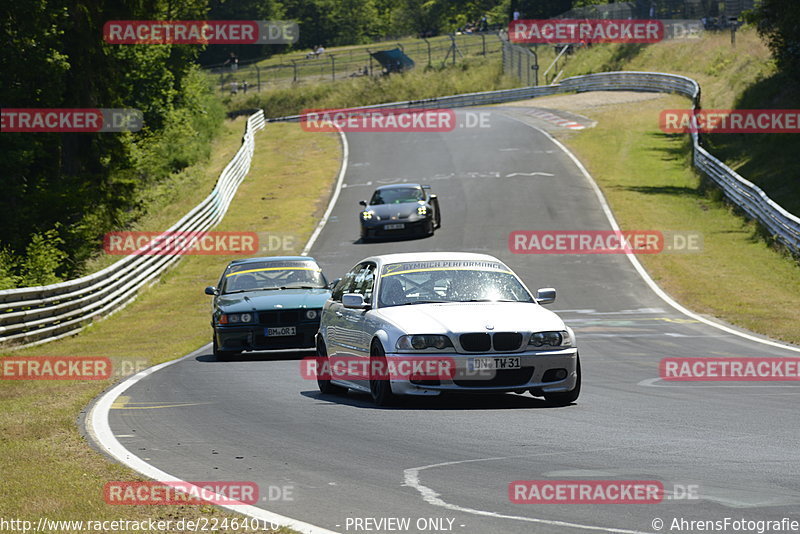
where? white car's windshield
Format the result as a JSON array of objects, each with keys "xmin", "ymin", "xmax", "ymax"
[
  {"xmin": 223, "ymin": 261, "xmax": 327, "ymax": 293},
  {"xmin": 378, "ymin": 261, "xmax": 533, "ymax": 307}
]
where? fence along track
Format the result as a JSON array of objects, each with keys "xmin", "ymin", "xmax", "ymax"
[{"xmin": 0, "ymin": 111, "xmax": 266, "ymax": 349}]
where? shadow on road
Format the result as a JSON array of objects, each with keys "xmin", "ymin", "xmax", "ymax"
[
  {"xmin": 300, "ymin": 389, "xmax": 570, "ymax": 410},
  {"xmin": 195, "ymin": 350, "xmax": 314, "ymax": 363}
]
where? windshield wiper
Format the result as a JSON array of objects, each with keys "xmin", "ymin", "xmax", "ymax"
[
  {"xmin": 224, "ymin": 287, "xmax": 282, "ymax": 295},
  {"xmin": 279, "ymin": 285, "xmax": 323, "ymax": 289}
]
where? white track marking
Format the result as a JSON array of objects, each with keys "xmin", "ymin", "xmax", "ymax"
[
  {"xmin": 87, "ymin": 345, "xmax": 339, "ymax": 534},
  {"xmin": 514, "ymin": 117, "xmax": 800, "ymax": 355},
  {"xmin": 638, "ymin": 377, "xmax": 800, "ymax": 388},
  {"xmin": 302, "ymin": 127, "xmax": 349, "ymax": 256},
  {"xmin": 404, "ymin": 457, "xmax": 651, "ymax": 534}
]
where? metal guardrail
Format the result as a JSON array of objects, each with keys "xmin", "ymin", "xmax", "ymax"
[
  {"xmin": 557, "ymin": 71, "xmax": 800, "ymax": 254},
  {"xmin": 0, "ymin": 110, "xmax": 266, "ymax": 349},
  {"xmin": 3, "ymin": 69, "xmax": 798, "ymax": 350}
]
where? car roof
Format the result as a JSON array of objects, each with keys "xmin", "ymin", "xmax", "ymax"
[
  {"xmin": 373, "ymin": 183, "xmax": 423, "ymax": 191},
  {"xmin": 227, "ymin": 256, "xmax": 317, "ymax": 266},
  {"xmin": 360, "ymin": 251, "xmax": 505, "ymax": 265}
]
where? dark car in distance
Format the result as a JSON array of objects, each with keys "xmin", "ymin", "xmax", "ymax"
[
  {"xmin": 359, "ymin": 183, "xmax": 441, "ymax": 241},
  {"xmin": 205, "ymin": 256, "xmax": 331, "ymax": 359}
]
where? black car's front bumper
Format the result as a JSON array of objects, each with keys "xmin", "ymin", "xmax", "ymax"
[
  {"xmin": 360, "ymin": 217, "xmax": 431, "ymax": 239},
  {"xmin": 215, "ymin": 319, "xmax": 320, "ymax": 352}
]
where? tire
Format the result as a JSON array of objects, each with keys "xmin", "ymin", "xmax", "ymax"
[
  {"xmin": 544, "ymin": 355, "xmax": 581, "ymax": 406},
  {"xmin": 432, "ymin": 198, "xmax": 441, "ymax": 229},
  {"xmin": 369, "ymin": 340, "xmax": 397, "ymax": 406},
  {"xmin": 316, "ymin": 340, "xmax": 346, "ymax": 394},
  {"xmin": 426, "ymin": 219, "xmax": 435, "ymax": 237},
  {"xmin": 213, "ymin": 336, "xmax": 238, "ymax": 361}
]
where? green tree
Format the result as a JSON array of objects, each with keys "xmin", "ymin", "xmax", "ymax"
[{"xmin": 751, "ymin": 0, "xmax": 800, "ymax": 81}]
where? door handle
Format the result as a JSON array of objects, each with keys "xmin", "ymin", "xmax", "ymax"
[{"xmin": 335, "ymin": 311, "xmax": 343, "ymax": 317}]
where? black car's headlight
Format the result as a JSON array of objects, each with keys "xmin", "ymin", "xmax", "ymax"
[
  {"xmin": 417, "ymin": 206, "xmax": 428, "ymax": 216},
  {"xmin": 396, "ymin": 334, "xmax": 453, "ymax": 351},
  {"xmin": 528, "ymin": 330, "xmax": 572, "ymax": 348},
  {"xmin": 305, "ymin": 309, "xmax": 320, "ymax": 320},
  {"xmin": 218, "ymin": 312, "xmax": 255, "ymax": 325},
  {"xmin": 361, "ymin": 210, "xmax": 376, "ymax": 220}
]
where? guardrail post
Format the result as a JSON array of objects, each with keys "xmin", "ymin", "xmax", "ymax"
[
  {"xmin": 331, "ymin": 54, "xmax": 335, "ymax": 80},
  {"xmin": 291, "ymin": 60, "xmax": 297, "ymax": 83}
]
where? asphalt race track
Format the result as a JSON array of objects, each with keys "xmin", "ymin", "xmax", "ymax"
[{"xmin": 99, "ymin": 108, "xmax": 800, "ymax": 534}]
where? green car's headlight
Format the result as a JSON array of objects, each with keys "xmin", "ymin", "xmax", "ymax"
[
  {"xmin": 528, "ymin": 330, "xmax": 572, "ymax": 348},
  {"xmin": 219, "ymin": 313, "xmax": 254, "ymax": 324},
  {"xmin": 396, "ymin": 334, "xmax": 453, "ymax": 351}
]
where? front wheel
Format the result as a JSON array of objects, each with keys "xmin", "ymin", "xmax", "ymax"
[
  {"xmin": 213, "ymin": 336, "xmax": 238, "ymax": 361},
  {"xmin": 544, "ymin": 355, "xmax": 581, "ymax": 406},
  {"xmin": 369, "ymin": 341, "xmax": 397, "ymax": 406}
]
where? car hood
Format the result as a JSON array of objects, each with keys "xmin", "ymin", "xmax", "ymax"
[
  {"xmin": 374, "ymin": 301, "xmax": 566, "ymax": 334},
  {"xmin": 216, "ymin": 288, "xmax": 331, "ymax": 312},
  {"xmin": 367, "ymin": 202, "xmax": 424, "ymax": 219}
]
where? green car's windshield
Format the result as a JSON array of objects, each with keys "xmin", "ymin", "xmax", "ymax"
[
  {"xmin": 369, "ymin": 187, "xmax": 424, "ymax": 205},
  {"xmin": 378, "ymin": 261, "xmax": 533, "ymax": 308},
  {"xmin": 222, "ymin": 261, "xmax": 327, "ymax": 293}
]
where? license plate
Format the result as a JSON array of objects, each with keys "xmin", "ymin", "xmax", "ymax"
[
  {"xmin": 265, "ymin": 326, "xmax": 296, "ymax": 337},
  {"xmin": 468, "ymin": 356, "xmax": 521, "ymax": 371},
  {"xmin": 384, "ymin": 223, "xmax": 405, "ymax": 230}
]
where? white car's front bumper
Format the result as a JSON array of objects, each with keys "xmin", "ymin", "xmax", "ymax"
[{"xmin": 384, "ymin": 348, "xmax": 578, "ymax": 396}]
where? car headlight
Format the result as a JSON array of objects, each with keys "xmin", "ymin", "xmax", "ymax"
[
  {"xmin": 417, "ymin": 206, "xmax": 427, "ymax": 216},
  {"xmin": 528, "ymin": 330, "xmax": 572, "ymax": 348},
  {"xmin": 361, "ymin": 210, "xmax": 374, "ymax": 220},
  {"xmin": 219, "ymin": 313, "xmax": 254, "ymax": 325},
  {"xmin": 305, "ymin": 309, "xmax": 319, "ymax": 320},
  {"xmin": 396, "ymin": 334, "xmax": 453, "ymax": 351}
]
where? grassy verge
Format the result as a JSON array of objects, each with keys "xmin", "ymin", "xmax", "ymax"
[
  {"xmin": 559, "ymin": 27, "xmax": 800, "ymax": 216},
  {"xmin": 226, "ymin": 55, "xmax": 526, "ymax": 117},
  {"xmin": 539, "ymin": 92, "xmax": 800, "ymax": 345},
  {"xmin": 0, "ymin": 121, "xmax": 341, "ymax": 532}
]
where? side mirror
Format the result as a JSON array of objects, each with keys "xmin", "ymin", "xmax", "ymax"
[
  {"xmin": 342, "ymin": 293, "xmax": 370, "ymax": 310},
  {"xmin": 205, "ymin": 286, "xmax": 218, "ymax": 296},
  {"xmin": 535, "ymin": 288, "xmax": 556, "ymax": 305},
  {"xmin": 422, "ymin": 184, "xmax": 431, "ymax": 189},
  {"xmin": 429, "ymin": 194, "xmax": 437, "ymax": 200},
  {"xmin": 328, "ymin": 277, "xmax": 342, "ymax": 290},
  {"xmin": 359, "ymin": 200, "xmax": 368, "ymax": 207}
]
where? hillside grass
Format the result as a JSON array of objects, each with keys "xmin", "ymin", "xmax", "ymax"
[
  {"xmin": 226, "ymin": 55, "xmax": 527, "ymax": 117},
  {"xmin": 542, "ymin": 93, "xmax": 800, "ymax": 345},
  {"xmin": 559, "ymin": 27, "xmax": 800, "ymax": 216}
]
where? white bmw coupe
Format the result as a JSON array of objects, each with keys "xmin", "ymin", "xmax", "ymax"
[{"xmin": 315, "ymin": 252, "xmax": 579, "ymax": 406}]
